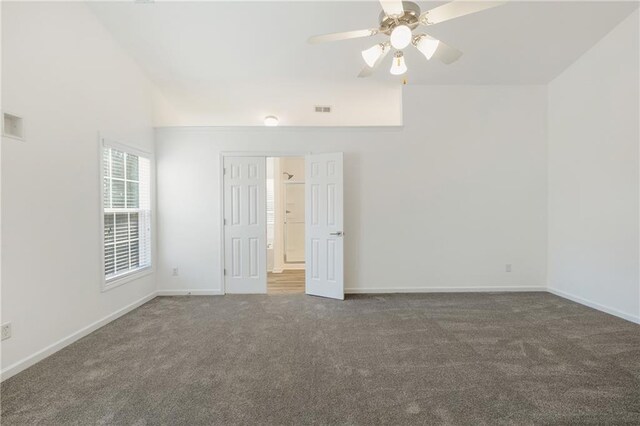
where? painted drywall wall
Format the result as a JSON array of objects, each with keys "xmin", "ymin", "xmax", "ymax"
[
  {"xmin": 155, "ymin": 85, "xmax": 548, "ymax": 294},
  {"xmin": 1, "ymin": 2, "xmax": 160, "ymax": 377},
  {"xmin": 547, "ymin": 10, "xmax": 640, "ymax": 323}
]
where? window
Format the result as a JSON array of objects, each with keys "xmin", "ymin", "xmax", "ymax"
[{"xmin": 102, "ymin": 143, "xmax": 152, "ymax": 285}]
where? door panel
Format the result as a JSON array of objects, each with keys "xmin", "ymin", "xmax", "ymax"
[
  {"xmin": 305, "ymin": 153, "xmax": 344, "ymax": 300},
  {"xmin": 224, "ymin": 157, "xmax": 266, "ymax": 293}
]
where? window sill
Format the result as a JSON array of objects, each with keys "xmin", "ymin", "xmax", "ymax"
[{"xmin": 102, "ymin": 267, "xmax": 153, "ymax": 292}]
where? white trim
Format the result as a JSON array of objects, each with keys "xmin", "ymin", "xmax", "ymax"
[
  {"xmin": 0, "ymin": 292, "xmax": 157, "ymax": 382},
  {"xmin": 345, "ymin": 286, "xmax": 548, "ymax": 294},
  {"xmin": 221, "ymin": 151, "xmax": 309, "ymax": 158},
  {"xmin": 102, "ymin": 138, "xmax": 152, "ymax": 158},
  {"xmin": 219, "ymin": 153, "xmax": 225, "ymax": 294},
  {"xmin": 99, "ymin": 135, "xmax": 156, "ymax": 292},
  {"xmin": 157, "ymin": 289, "xmax": 224, "ymax": 296},
  {"xmin": 548, "ymin": 287, "xmax": 640, "ymax": 325},
  {"xmin": 159, "ymin": 126, "xmax": 403, "ymax": 132},
  {"xmin": 282, "ymin": 263, "xmax": 305, "ymax": 270},
  {"xmin": 98, "ymin": 133, "xmax": 106, "ymax": 291},
  {"xmin": 103, "ymin": 267, "xmax": 153, "ymax": 292}
]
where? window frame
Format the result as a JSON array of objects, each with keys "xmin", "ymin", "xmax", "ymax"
[{"xmin": 99, "ymin": 137, "xmax": 154, "ymax": 292}]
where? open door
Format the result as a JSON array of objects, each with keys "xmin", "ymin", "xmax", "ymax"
[
  {"xmin": 224, "ymin": 156, "xmax": 267, "ymax": 293},
  {"xmin": 305, "ymin": 153, "xmax": 344, "ymax": 300}
]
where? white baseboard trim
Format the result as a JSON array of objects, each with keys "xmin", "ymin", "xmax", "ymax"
[
  {"xmin": 156, "ymin": 289, "xmax": 224, "ymax": 296},
  {"xmin": 282, "ymin": 264, "xmax": 305, "ymax": 270},
  {"xmin": 345, "ymin": 286, "xmax": 547, "ymax": 294},
  {"xmin": 547, "ymin": 287, "xmax": 640, "ymax": 325},
  {"xmin": 1, "ymin": 291, "xmax": 157, "ymax": 382}
]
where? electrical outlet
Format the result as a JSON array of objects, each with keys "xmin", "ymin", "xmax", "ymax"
[
  {"xmin": 1, "ymin": 323, "xmax": 12, "ymax": 341},
  {"xmin": 505, "ymin": 264, "xmax": 512, "ymax": 273},
  {"xmin": 172, "ymin": 267, "xmax": 179, "ymax": 276}
]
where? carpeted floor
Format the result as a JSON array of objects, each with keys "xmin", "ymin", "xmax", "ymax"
[{"xmin": 2, "ymin": 293, "xmax": 639, "ymax": 425}]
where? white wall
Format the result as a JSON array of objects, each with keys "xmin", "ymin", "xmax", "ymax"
[
  {"xmin": 1, "ymin": 2, "xmax": 160, "ymax": 377},
  {"xmin": 548, "ymin": 10, "xmax": 640, "ymax": 323},
  {"xmin": 156, "ymin": 85, "xmax": 548, "ymax": 294},
  {"xmin": 151, "ymin": 82, "xmax": 404, "ymax": 127}
]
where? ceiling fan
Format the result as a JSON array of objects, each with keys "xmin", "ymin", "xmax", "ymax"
[{"xmin": 308, "ymin": 0, "xmax": 506, "ymax": 77}]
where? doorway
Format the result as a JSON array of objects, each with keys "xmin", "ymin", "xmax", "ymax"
[
  {"xmin": 222, "ymin": 152, "xmax": 344, "ymax": 300},
  {"xmin": 266, "ymin": 157, "xmax": 305, "ymax": 294}
]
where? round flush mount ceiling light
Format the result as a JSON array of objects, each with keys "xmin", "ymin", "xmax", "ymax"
[
  {"xmin": 390, "ymin": 25, "xmax": 412, "ymax": 49},
  {"xmin": 264, "ymin": 115, "xmax": 279, "ymax": 126}
]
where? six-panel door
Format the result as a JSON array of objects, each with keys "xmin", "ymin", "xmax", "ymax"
[
  {"xmin": 224, "ymin": 157, "xmax": 267, "ymax": 293},
  {"xmin": 305, "ymin": 153, "xmax": 344, "ymax": 300}
]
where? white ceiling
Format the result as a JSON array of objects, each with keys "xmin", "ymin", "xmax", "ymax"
[{"xmin": 88, "ymin": 1, "xmax": 638, "ymax": 126}]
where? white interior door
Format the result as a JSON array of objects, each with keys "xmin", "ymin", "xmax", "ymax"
[
  {"xmin": 224, "ymin": 157, "xmax": 266, "ymax": 293},
  {"xmin": 305, "ymin": 153, "xmax": 344, "ymax": 300}
]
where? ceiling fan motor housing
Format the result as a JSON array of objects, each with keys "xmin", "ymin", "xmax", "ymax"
[{"xmin": 379, "ymin": 1, "xmax": 422, "ymax": 34}]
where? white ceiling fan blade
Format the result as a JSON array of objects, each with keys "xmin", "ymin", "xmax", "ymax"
[
  {"xmin": 379, "ymin": 0, "xmax": 404, "ymax": 17},
  {"xmin": 357, "ymin": 48, "xmax": 391, "ymax": 78},
  {"xmin": 420, "ymin": 0, "xmax": 507, "ymax": 25},
  {"xmin": 308, "ymin": 29, "xmax": 378, "ymax": 44},
  {"xmin": 432, "ymin": 39, "xmax": 463, "ymax": 64},
  {"xmin": 357, "ymin": 66, "xmax": 375, "ymax": 78}
]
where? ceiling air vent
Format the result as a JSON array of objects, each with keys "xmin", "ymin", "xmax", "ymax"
[{"xmin": 314, "ymin": 106, "xmax": 331, "ymax": 113}]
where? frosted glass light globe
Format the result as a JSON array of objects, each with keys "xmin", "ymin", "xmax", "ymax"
[
  {"xmin": 390, "ymin": 25, "xmax": 412, "ymax": 49},
  {"xmin": 415, "ymin": 35, "xmax": 440, "ymax": 60},
  {"xmin": 361, "ymin": 44, "xmax": 386, "ymax": 68},
  {"xmin": 390, "ymin": 52, "xmax": 407, "ymax": 75}
]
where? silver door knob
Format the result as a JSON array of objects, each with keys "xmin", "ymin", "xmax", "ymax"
[{"xmin": 329, "ymin": 231, "xmax": 343, "ymax": 236}]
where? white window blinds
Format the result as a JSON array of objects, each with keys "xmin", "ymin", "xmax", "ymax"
[{"xmin": 102, "ymin": 145, "xmax": 152, "ymax": 282}]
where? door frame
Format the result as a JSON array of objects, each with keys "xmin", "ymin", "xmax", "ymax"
[{"xmin": 219, "ymin": 151, "xmax": 309, "ymax": 294}]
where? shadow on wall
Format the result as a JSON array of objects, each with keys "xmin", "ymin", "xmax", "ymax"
[{"xmin": 343, "ymin": 151, "xmax": 362, "ymax": 289}]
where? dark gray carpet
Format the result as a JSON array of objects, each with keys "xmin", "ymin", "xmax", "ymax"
[{"xmin": 2, "ymin": 293, "xmax": 639, "ymax": 425}]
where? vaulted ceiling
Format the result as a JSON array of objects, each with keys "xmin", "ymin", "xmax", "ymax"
[{"xmin": 88, "ymin": 1, "xmax": 638, "ymax": 126}]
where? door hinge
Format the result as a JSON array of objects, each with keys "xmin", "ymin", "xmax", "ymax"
[
  {"xmin": 224, "ymin": 218, "xmax": 227, "ymax": 225},
  {"xmin": 223, "ymin": 168, "xmax": 227, "ymax": 175},
  {"xmin": 224, "ymin": 269, "xmax": 227, "ymax": 276}
]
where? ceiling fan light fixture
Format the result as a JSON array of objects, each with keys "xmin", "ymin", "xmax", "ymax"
[
  {"xmin": 390, "ymin": 51, "xmax": 407, "ymax": 75},
  {"xmin": 361, "ymin": 43, "xmax": 387, "ymax": 68},
  {"xmin": 390, "ymin": 25, "xmax": 412, "ymax": 49},
  {"xmin": 264, "ymin": 115, "xmax": 279, "ymax": 126},
  {"xmin": 414, "ymin": 34, "xmax": 440, "ymax": 60}
]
